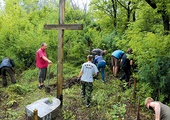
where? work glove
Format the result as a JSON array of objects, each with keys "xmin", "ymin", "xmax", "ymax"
[
  {"xmin": 93, "ymin": 76, "xmax": 97, "ymax": 80},
  {"xmin": 77, "ymin": 77, "xmax": 81, "ymax": 81}
]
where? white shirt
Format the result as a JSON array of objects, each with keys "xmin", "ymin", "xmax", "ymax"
[{"xmin": 80, "ymin": 61, "xmax": 98, "ymax": 82}]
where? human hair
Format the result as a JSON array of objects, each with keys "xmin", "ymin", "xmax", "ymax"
[
  {"xmin": 145, "ymin": 97, "xmax": 154, "ymax": 106},
  {"xmin": 127, "ymin": 48, "xmax": 132, "ymax": 54},
  {"xmin": 104, "ymin": 50, "xmax": 108, "ymax": 54},
  {"xmin": 41, "ymin": 42, "xmax": 47, "ymax": 47},
  {"xmin": 87, "ymin": 55, "xmax": 93, "ymax": 61}
]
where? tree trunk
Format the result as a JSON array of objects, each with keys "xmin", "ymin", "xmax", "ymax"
[
  {"xmin": 125, "ymin": 1, "xmax": 131, "ymax": 29},
  {"xmin": 162, "ymin": 10, "xmax": 170, "ymax": 34},
  {"xmin": 145, "ymin": 0, "xmax": 169, "ymax": 34},
  {"xmin": 111, "ymin": 0, "xmax": 117, "ymax": 29}
]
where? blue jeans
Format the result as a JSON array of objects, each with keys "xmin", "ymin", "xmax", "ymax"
[{"xmin": 97, "ymin": 61, "xmax": 106, "ymax": 81}]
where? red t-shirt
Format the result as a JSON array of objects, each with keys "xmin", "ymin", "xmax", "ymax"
[{"xmin": 36, "ymin": 48, "xmax": 48, "ymax": 68}]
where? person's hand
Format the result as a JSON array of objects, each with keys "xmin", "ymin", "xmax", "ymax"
[
  {"xmin": 93, "ymin": 76, "xmax": 97, "ymax": 80},
  {"xmin": 77, "ymin": 77, "xmax": 81, "ymax": 81},
  {"xmin": 130, "ymin": 60, "xmax": 133, "ymax": 65},
  {"xmin": 48, "ymin": 60, "xmax": 52, "ymax": 64}
]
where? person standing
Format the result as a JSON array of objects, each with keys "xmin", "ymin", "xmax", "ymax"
[
  {"xmin": 77, "ymin": 55, "xmax": 98, "ymax": 107},
  {"xmin": 93, "ymin": 55, "xmax": 106, "ymax": 82},
  {"xmin": 145, "ymin": 97, "xmax": 170, "ymax": 120},
  {"xmin": 111, "ymin": 50, "xmax": 124, "ymax": 77},
  {"xmin": 0, "ymin": 57, "xmax": 16, "ymax": 87},
  {"xmin": 36, "ymin": 43, "xmax": 52, "ymax": 89},
  {"xmin": 120, "ymin": 48, "xmax": 133, "ymax": 82}
]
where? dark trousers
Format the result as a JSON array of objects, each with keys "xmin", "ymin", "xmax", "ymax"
[
  {"xmin": 121, "ymin": 67, "xmax": 131, "ymax": 82},
  {"xmin": 81, "ymin": 81, "xmax": 93, "ymax": 105},
  {"xmin": 38, "ymin": 68, "xmax": 47, "ymax": 83},
  {"xmin": 1, "ymin": 67, "xmax": 16, "ymax": 86}
]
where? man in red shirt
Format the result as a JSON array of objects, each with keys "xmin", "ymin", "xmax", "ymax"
[{"xmin": 36, "ymin": 43, "xmax": 52, "ymax": 89}]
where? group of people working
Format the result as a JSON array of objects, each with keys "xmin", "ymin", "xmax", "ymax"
[
  {"xmin": 111, "ymin": 48, "xmax": 133, "ymax": 82},
  {"xmin": 91, "ymin": 48, "xmax": 133, "ymax": 83},
  {"xmin": 77, "ymin": 48, "xmax": 133, "ymax": 107},
  {"xmin": 1, "ymin": 43, "xmax": 170, "ymax": 119},
  {"xmin": 0, "ymin": 42, "xmax": 53, "ymax": 89},
  {"xmin": 76, "ymin": 47, "xmax": 170, "ymax": 120}
]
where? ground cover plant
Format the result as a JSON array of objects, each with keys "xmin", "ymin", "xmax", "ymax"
[
  {"xmin": 0, "ymin": 63, "xmax": 154, "ymax": 120},
  {"xmin": 0, "ymin": 0, "xmax": 170, "ymax": 120}
]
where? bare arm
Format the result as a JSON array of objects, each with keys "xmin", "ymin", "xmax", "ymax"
[
  {"xmin": 130, "ymin": 60, "xmax": 133, "ymax": 66},
  {"xmin": 42, "ymin": 56, "xmax": 52, "ymax": 63},
  {"xmin": 150, "ymin": 102, "xmax": 161, "ymax": 120},
  {"xmin": 78, "ymin": 70, "xmax": 83, "ymax": 78}
]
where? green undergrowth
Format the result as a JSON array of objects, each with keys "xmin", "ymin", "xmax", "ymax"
[
  {"xmin": 0, "ymin": 63, "xmax": 152, "ymax": 120},
  {"xmin": 63, "ymin": 80, "xmax": 128, "ymax": 120}
]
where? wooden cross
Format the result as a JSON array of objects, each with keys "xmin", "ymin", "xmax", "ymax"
[{"xmin": 44, "ymin": 0, "xmax": 83, "ymax": 105}]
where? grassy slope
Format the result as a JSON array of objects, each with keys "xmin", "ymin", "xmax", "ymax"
[{"xmin": 0, "ymin": 63, "xmax": 154, "ymax": 120}]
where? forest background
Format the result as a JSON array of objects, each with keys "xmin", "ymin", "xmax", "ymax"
[{"xmin": 0, "ymin": 0, "xmax": 170, "ymax": 119}]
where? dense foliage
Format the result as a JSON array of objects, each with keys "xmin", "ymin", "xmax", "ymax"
[
  {"xmin": 1, "ymin": 63, "xmax": 152, "ymax": 119},
  {"xmin": 0, "ymin": 0, "xmax": 170, "ymax": 109}
]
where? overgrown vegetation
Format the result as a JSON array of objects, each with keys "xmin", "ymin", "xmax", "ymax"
[
  {"xmin": 0, "ymin": 0, "xmax": 170, "ymax": 119},
  {"xmin": 0, "ymin": 63, "xmax": 153, "ymax": 119}
]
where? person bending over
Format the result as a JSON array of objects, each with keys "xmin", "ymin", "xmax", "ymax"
[{"xmin": 145, "ymin": 97, "xmax": 170, "ymax": 120}]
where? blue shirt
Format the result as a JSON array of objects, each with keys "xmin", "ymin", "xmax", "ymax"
[
  {"xmin": 112, "ymin": 50, "xmax": 124, "ymax": 59},
  {"xmin": 93, "ymin": 56, "xmax": 106, "ymax": 64},
  {"xmin": 0, "ymin": 58, "xmax": 14, "ymax": 69}
]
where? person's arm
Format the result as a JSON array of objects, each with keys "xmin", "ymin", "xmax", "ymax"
[
  {"xmin": 94, "ymin": 72, "xmax": 98, "ymax": 76},
  {"xmin": 130, "ymin": 60, "xmax": 133, "ymax": 66},
  {"xmin": 9, "ymin": 59, "xmax": 15, "ymax": 67},
  {"xmin": 150, "ymin": 102, "xmax": 161, "ymax": 120},
  {"xmin": 94, "ymin": 65, "xmax": 99, "ymax": 75},
  {"xmin": 78, "ymin": 70, "xmax": 82, "ymax": 78},
  {"xmin": 91, "ymin": 49, "xmax": 96, "ymax": 54},
  {"xmin": 91, "ymin": 51, "xmax": 96, "ymax": 54},
  {"xmin": 93, "ymin": 57, "xmax": 97, "ymax": 64},
  {"xmin": 77, "ymin": 70, "xmax": 83, "ymax": 81},
  {"xmin": 42, "ymin": 56, "xmax": 52, "ymax": 63}
]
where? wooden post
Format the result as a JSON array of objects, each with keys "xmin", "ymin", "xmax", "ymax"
[
  {"xmin": 33, "ymin": 109, "xmax": 38, "ymax": 120},
  {"xmin": 44, "ymin": 0, "xmax": 83, "ymax": 106},
  {"xmin": 136, "ymin": 97, "xmax": 140, "ymax": 120},
  {"xmin": 133, "ymin": 78, "xmax": 137, "ymax": 99},
  {"xmin": 57, "ymin": 0, "xmax": 65, "ymax": 106}
]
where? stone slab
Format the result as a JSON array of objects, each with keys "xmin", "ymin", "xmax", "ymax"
[{"xmin": 25, "ymin": 97, "xmax": 61, "ymax": 119}]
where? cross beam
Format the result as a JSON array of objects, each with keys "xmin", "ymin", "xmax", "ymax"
[
  {"xmin": 44, "ymin": 0, "xmax": 83, "ymax": 106},
  {"xmin": 44, "ymin": 24, "xmax": 83, "ymax": 30}
]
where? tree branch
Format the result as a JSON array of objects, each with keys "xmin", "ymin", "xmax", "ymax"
[{"xmin": 145, "ymin": 0, "xmax": 157, "ymax": 9}]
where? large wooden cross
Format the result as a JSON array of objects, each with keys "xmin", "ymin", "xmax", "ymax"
[{"xmin": 44, "ymin": 0, "xmax": 83, "ymax": 105}]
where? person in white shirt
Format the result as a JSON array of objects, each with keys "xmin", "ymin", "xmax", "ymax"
[{"xmin": 77, "ymin": 55, "xmax": 98, "ymax": 107}]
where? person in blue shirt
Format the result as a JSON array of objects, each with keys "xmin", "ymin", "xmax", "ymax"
[
  {"xmin": 93, "ymin": 55, "xmax": 106, "ymax": 82},
  {"xmin": 0, "ymin": 57, "xmax": 16, "ymax": 87},
  {"xmin": 111, "ymin": 50, "xmax": 124, "ymax": 77}
]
